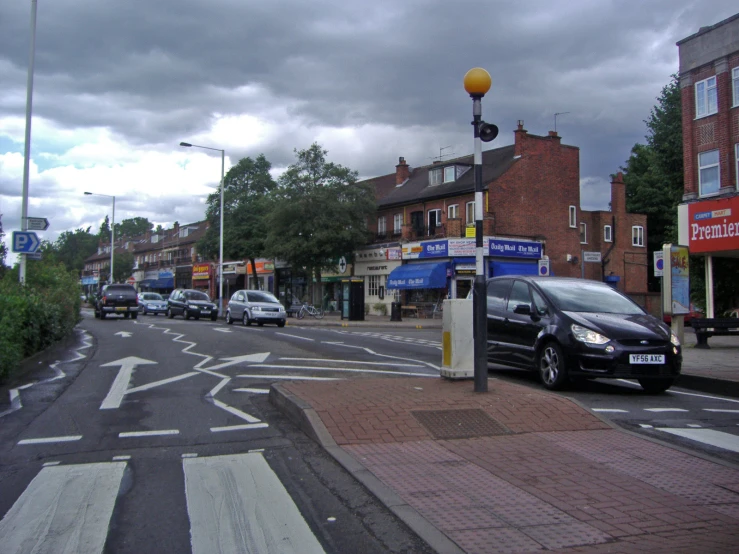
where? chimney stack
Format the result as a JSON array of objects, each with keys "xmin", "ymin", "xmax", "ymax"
[{"xmin": 395, "ymin": 156, "xmax": 410, "ymax": 185}]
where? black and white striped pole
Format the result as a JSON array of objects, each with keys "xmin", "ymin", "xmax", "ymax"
[{"xmin": 464, "ymin": 68, "xmax": 497, "ymax": 393}]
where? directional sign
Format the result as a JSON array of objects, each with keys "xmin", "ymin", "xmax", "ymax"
[
  {"xmin": 26, "ymin": 252, "xmax": 42, "ymax": 261},
  {"xmin": 12, "ymin": 231, "xmax": 40, "ymax": 253},
  {"xmin": 25, "ymin": 217, "xmax": 50, "ymax": 231},
  {"xmin": 100, "ymin": 356, "xmax": 157, "ymax": 410}
]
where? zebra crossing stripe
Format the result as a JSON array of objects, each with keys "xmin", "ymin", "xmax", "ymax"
[
  {"xmin": 0, "ymin": 462, "xmax": 126, "ymax": 553},
  {"xmin": 183, "ymin": 452, "xmax": 325, "ymax": 554}
]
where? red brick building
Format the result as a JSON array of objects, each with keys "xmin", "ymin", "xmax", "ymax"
[
  {"xmin": 676, "ymin": 13, "xmax": 739, "ymax": 316},
  {"xmin": 356, "ymin": 122, "xmax": 648, "ymax": 312}
]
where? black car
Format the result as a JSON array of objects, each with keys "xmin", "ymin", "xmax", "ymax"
[
  {"xmin": 94, "ymin": 284, "xmax": 139, "ymax": 319},
  {"xmin": 167, "ymin": 289, "xmax": 218, "ymax": 321},
  {"xmin": 485, "ymin": 276, "xmax": 682, "ymax": 393}
]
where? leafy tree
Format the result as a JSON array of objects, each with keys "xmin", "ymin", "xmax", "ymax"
[
  {"xmin": 115, "ymin": 217, "xmax": 153, "ymax": 238},
  {"xmin": 44, "ymin": 227, "xmax": 99, "ymax": 274},
  {"xmin": 0, "ymin": 213, "xmax": 7, "ymax": 278},
  {"xmin": 113, "ymin": 251, "xmax": 135, "ymax": 284},
  {"xmin": 98, "ymin": 215, "xmax": 111, "ymax": 242},
  {"xmin": 155, "ymin": 224, "xmax": 164, "ymax": 234},
  {"xmin": 198, "ymin": 154, "xmax": 277, "ymax": 289},
  {"xmin": 264, "ymin": 143, "xmax": 375, "ymax": 301}
]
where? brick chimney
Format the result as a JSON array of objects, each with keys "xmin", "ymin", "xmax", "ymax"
[
  {"xmin": 395, "ymin": 156, "xmax": 410, "ymax": 185},
  {"xmin": 514, "ymin": 120, "xmax": 527, "ymax": 157},
  {"xmin": 610, "ymin": 172, "xmax": 626, "ymax": 214},
  {"xmin": 548, "ymin": 130, "xmax": 561, "ymax": 143}
]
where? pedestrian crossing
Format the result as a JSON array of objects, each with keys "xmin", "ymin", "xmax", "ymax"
[{"xmin": 0, "ymin": 452, "xmax": 326, "ymax": 554}]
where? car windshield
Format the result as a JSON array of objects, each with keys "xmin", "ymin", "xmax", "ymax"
[
  {"xmin": 536, "ymin": 280, "xmax": 645, "ymax": 315},
  {"xmin": 141, "ymin": 293, "xmax": 163, "ymax": 300},
  {"xmin": 246, "ymin": 291, "xmax": 280, "ymax": 304},
  {"xmin": 185, "ymin": 291, "xmax": 210, "ymax": 301}
]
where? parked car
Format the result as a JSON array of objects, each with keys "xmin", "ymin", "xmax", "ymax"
[
  {"xmin": 166, "ymin": 289, "xmax": 218, "ymax": 321},
  {"xmin": 94, "ymin": 284, "xmax": 139, "ymax": 320},
  {"xmin": 485, "ymin": 276, "xmax": 682, "ymax": 393},
  {"xmin": 137, "ymin": 292, "xmax": 168, "ymax": 316},
  {"xmin": 226, "ymin": 290, "xmax": 286, "ymax": 327}
]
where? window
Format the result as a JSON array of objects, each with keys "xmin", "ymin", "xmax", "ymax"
[
  {"xmin": 695, "ymin": 76, "xmax": 717, "ymax": 118},
  {"xmin": 448, "ymin": 204, "xmax": 459, "ymax": 219},
  {"xmin": 429, "ymin": 168, "xmax": 442, "ymax": 185},
  {"xmin": 569, "ymin": 206, "xmax": 576, "ymax": 228},
  {"xmin": 377, "ymin": 216, "xmax": 386, "ymax": 237},
  {"xmin": 579, "ymin": 223, "xmax": 587, "ymax": 244},
  {"xmin": 486, "ymin": 279, "xmax": 512, "ymax": 312},
  {"xmin": 733, "ymin": 67, "xmax": 739, "ymax": 107},
  {"xmin": 632, "ymin": 226, "xmax": 644, "ymax": 247},
  {"xmin": 604, "ymin": 225, "xmax": 612, "ymax": 242},
  {"xmin": 428, "ymin": 209, "xmax": 441, "ymax": 234},
  {"xmin": 443, "ymin": 166, "xmax": 455, "ymax": 183},
  {"xmin": 367, "ymin": 275, "xmax": 381, "ymax": 297},
  {"xmin": 506, "ymin": 281, "xmax": 532, "ymax": 313},
  {"xmin": 466, "ymin": 201, "xmax": 475, "ymax": 225},
  {"xmin": 393, "ymin": 213, "xmax": 403, "ymax": 234},
  {"xmin": 698, "ymin": 149, "xmax": 720, "ymax": 196}
]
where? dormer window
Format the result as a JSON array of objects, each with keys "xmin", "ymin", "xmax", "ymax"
[
  {"xmin": 443, "ymin": 166, "xmax": 455, "ymax": 183},
  {"xmin": 429, "ymin": 168, "xmax": 442, "ymax": 185},
  {"xmin": 151, "ymin": 234, "xmax": 159, "ymax": 243}
]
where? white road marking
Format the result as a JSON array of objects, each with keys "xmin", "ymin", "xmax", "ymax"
[
  {"xmin": 42, "ymin": 461, "xmax": 61, "ymax": 467},
  {"xmin": 704, "ymin": 409, "xmax": 739, "ymax": 413},
  {"xmin": 247, "ymin": 364, "xmax": 437, "ymax": 377},
  {"xmin": 279, "ymin": 357, "xmax": 423, "ymax": 368},
  {"xmin": 126, "ymin": 371, "xmax": 199, "ymax": 394},
  {"xmin": 212, "ymin": 400, "xmax": 263, "ymax": 423},
  {"xmin": 213, "ymin": 328, "xmax": 232, "ymax": 333},
  {"xmin": 207, "ymin": 377, "xmax": 231, "ymax": 398},
  {"xmin": 687, "ymin": 424, "xmax": 702, "ymax": 428},
  {"xmin": 670, "ymin": 390, "xmax": 739, "ymax": 403},
  {"xmin": 113, "ymin": 455, "xmax": 131, "ymax": 461},
  {"xmin": 0, "ymin": 462, "xmax": 125, "ymax": 552},
  {"xmin": 639, "ymin": 424, "xmax": 653, "ymax": 428},
  {"xmin": 100, "ymin": 356, "xmax": 158, "ymax": 410},
  {"xmin": 205, "ymin": 352, "xmax": 270, "ymax": 371},
  {"xmin": 234, "ymin": 388, "xmax": 270, "ymax": 394},
  {"xmin": 319, "ymin": 342, "xmax": 441, "ymax": 371},
  {"xmin": 657, "ymin": 428, "xmax": 739, "ymax": 453},
  {"xmin": 592, "ymin": 409, "xmax": 629, "ymax": 413},
  {"xmin": 182, "ymin": 453, "xmax": 199, "ymax": 458},
  {"xmin": 183, "ymin": 452, "xmax": 325, "ymax": 554},
  {"xmin": 276, "ymin": 332, "xmax": 315, "ymax": 342},
  {"xmin": 210, "ymin": 423, "xmax": 270, "ymax": 433},
  {"xmin": 119, "ymin": 429, "xmax": 179, "ymax": 438},
  {"xmin": 115, "ymin": 331, "xmax": 132, "ymax": 338},
  {"xmin": 237, "ymin": 375, "xmax": 340, "ymax": 381},
  {"xmin": 644, "ymin": 408, "xmax": 689, "ymax": 412},
  {"xmin": 18, "ymin": 435, "xmax": 82, "ymax": 445}
]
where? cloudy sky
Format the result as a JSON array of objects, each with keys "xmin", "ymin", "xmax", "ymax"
[{"xmin": 1, "ymin": 0, "xmax": 737, "ymax": 266}]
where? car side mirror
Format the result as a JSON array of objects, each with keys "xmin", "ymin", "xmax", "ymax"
[{"xmin": 513, "ymin": 304, "xmax": 532, "ymax": 316}]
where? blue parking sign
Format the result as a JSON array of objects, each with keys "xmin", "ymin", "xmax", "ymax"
[{"xmin": 12, "ymin": 231, "xmax": 40, "ymax": 253}]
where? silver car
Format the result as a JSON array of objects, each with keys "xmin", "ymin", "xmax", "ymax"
[
  {"xmin": 137, "ymin": 292, "xmax": 167, "ymax": 316},
  {"xmin": 226, "ymin": 290, "xmax": 286, "ymax": 327}
]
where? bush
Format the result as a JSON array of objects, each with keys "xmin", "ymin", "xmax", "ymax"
[
  {"xmin": 372, "ymin": 302, "xmax": 388, "ymax": 316},
  {"xmin": 0, "ymin": 260, "xmax": 82, "ymax": 382}
]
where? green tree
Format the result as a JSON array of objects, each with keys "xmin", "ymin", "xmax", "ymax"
[
  {"xmin": 0, "ymin": 213, "xmax": 7, "ymax": 278},
  {"xmin": 113, "ymin": 251, "xmax": 135, "ymax": 283},
  {"xmin": 264, "ymin": 143, "xmax": 375, "ymax": 301},
  {"xmin": 115, "ymin": 217, "xmax": 153, "ymax": 238},
  {"xmin": 198, "ymin": 154, "xmax": 277, "ymax": 289},
  {"xmin": 98, "ymin": 215, "xmax": 111, "ymax": 242},
  {"xmin": 43, "ymin": 227, "xmax": 99, "ymax": 274}
]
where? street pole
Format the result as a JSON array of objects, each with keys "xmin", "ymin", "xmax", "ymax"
[
  {"xmin": 111, "ymin": 196, "xmax": 115, "ymax": 284},
  {"xmin": 19, "ymin": 0, "xmax": 38, "ymax": 284},
  {"xmin": 463, "ymin": 68, "xmax": 494, "ymax": 393}
]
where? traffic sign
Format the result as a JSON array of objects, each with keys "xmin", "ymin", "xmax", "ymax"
[
  {"xmin": 538, "ymin": 258, "xmax": 550, "ymax": 276},
  {"xmin": 25, "ymin": 217, "xmax": 50, "ymax": 231},
  {"xmin": 12, "ymin": 231, "xmax": 40, "ymax": 253},
  {"xmin": 654, "ymin": 251, "xmax": 664, "ymax": 277},
  {"xmin": 583, "ymin": 251, "xmax": 602, "ymax": 263},
  {"xmin": 26, "ymin": 252, "xmax": 42, "ymax": 261}
]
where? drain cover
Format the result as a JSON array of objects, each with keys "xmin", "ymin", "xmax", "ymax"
[{"xmin": 411, "ymin": 409, "xmax": 510, "ymax": 440}]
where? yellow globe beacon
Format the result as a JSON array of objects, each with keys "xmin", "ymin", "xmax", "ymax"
[{"xmin": 463, "ymin": 68, "xmax": 492, "ymax": 96}]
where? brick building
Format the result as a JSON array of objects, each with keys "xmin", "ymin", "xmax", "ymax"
[
  {"xmin": 676, "ymin": 13, "xmax": 739, "ymax": 316},
  {"xmin": 354, "ymin": 122, "xmax": 648, "ymax": 314}
]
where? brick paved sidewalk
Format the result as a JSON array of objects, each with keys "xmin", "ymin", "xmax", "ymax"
[{"xmin": 271, "ymin": 377, "xmax": 739, "ymax": 554}]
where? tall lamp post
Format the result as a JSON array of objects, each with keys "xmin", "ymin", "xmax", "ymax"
[
  {"xmin": 463, "ymin": 68, "xmax": 498, "ymax": 393},
  {"xmin": 180, "ymin": 141, "xmax": 225, "ymax": 316},
  {"xmin": 84, "ymin": 192, "xmax": 116, "ymax": 285}
]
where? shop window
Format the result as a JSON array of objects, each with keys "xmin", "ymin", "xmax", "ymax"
[{"xmin": 367, "ymin": 275, "xmax": 381, "ymax": 297}]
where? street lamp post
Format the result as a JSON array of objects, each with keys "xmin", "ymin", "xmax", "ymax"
[
  {"xmin": 463, "ymin": 68, "xmax": 498, "ymax": 393},
  {"xmin": 84, "ymin": 192, "xmax": 115, "ymax": 285},
  {"xmin": 180, "ymin": 142, "xmax": 225, "ymax": 316}
]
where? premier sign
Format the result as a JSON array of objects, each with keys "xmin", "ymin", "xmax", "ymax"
[{"xmin": 683, "ymin": 196, "xmax": 739, "ymax": 254}]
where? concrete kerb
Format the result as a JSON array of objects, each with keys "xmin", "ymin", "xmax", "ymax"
[{"xmin": 269, "ymin": 383, "xmax": 466, "ymax": 554}]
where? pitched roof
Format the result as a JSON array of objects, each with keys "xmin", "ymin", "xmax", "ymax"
[{"xmin": 375, "ymin": 145, "xmax": 517, "ymax": 209}]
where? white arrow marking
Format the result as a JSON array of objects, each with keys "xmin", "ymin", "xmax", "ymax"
[
  {"xmin": 126, "ymin": 372, "xmax": 199, "ymax": 394},
  {"xmin": 100, "ymin": 356, "xmax": 157, "ymax": 410},
  {"xmin": 205, "ymin": 352, "xmax": 270, "ymax": 371},
  {"xmin": 115, "ymin": 331, "xmax": 132, "ymax": 338},
  {"xmin": 213, "ymin": 328, "xmax": 232, "ymax": 333},
  {"xmin": 233, "ymin": 388, "xmax": 270, "ymax": 394}
]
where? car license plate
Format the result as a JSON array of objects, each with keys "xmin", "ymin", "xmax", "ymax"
[
  {"xmin": 116, "ymin": 307, "xmax": 127, "ymax": 312},
  {"xmin": 630, "ymin": 354, "xmax": 665, "ymax": 364},
  {"xmin": 201, "ymin": 310, "xmax": 210, "ymax": 314}
]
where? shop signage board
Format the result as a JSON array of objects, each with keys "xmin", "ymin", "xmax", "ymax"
[
  {"xmin": 662, "ymin": 244, "xmax": 690, "ymax": 316},
  {"xmin": 192, "ymin": 263, "xmax": 210, "ymax": 280},
  {"xmin": 488, "ymin": 238, "xmax": 541, "ymax": 258},
  {"xmin": 684, "ymin": 196, "xmax": 739, "ymax": 254}
]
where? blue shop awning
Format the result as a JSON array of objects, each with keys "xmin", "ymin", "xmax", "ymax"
[
  {"xmin": 386, "ymin": 262, "xmax": 449, "ymax": 289},
  {"xmin": 138, "ymin": 279, "xmax": 154, "ymax": 288},
  {"xmin": 489, "ymin": 260, "xmax": 538, "ymax": 277},
  {"xmin": 152, "ymin": 277, "xmax": 174, "ymax": 289}
]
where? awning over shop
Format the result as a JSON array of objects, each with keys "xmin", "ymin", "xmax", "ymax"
[
  {"xmin": 386, "ymin": 262, "xmax": 449, "ymax": 289},
  {"xmin": 152, "ymin": 277, "xmax": 174, "ymax": 289},
  {"xmin": 138, "ymin": 279, "xmax": 154, "ymax": 288},
  {"xmin": 489, "ymin": 260, "xmax": 538, "ymax": 277}
]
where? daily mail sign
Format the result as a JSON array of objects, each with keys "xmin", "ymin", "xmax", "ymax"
[
  {"xmin": 680, "ymin": 196, "xmax": 739, "ymax": 254},
  {"xmin": 403, "ymin": 238, "xmax": 542, "ymax": 259}
]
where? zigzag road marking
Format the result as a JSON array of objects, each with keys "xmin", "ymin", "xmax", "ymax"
[{"xmin": 1, "ymin": 330, "xmax": 92, "ymax": 419}]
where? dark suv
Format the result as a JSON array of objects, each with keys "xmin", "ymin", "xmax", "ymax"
[
  {"xmin": 94, "ymin": 284, "xmax": 139, "ymax": 319},
  {"xmin": 167, "ymin": 289, "xmax": 218, "ymax": 321}
]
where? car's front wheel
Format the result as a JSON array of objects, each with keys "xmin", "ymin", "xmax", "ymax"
[
  {"xmin": 131, "ymin": 312, "xmax": 138, "ymax": 319},
  {"xmin": 226, "ymin": 310, "xmax": 233, "ymax": 325},
  {"xmin": 167, "ymin": 308, "xmax": 174, "ymax": 319},
  {"xmin": 538, "ymin": 342, "xmax": 568, "ymax": 390},
  {"xmin": 277, "ymin": 321, "xmax": 286, "ymax": 328},
  {"xmin": 210, "ymin": 313, "xmax": 217, "ymax": 321},
  {"xmin": 243, "ymin": 312, "xmax": 251, "ymax": 326},
  {"xmin": 638, "ymin": 378, "xmax": 675, "ymax": 394}
]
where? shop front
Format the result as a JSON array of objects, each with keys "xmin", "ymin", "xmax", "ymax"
[
  {"xmin": 354, "ymin": 248, "xmax": 401, "ymax": 314},
  {"xmin": 275, "ymin": 264, "xmax": 309, "ymax": 310},
  {"xmin": 245, "ymin": 259, "xmax": 275, "ymax": 293},
  {"xmin": 319, "ymin": 256, "xmax": 353, "ymax": 312},
  {"xmin": 192, "ymin": 263, "xmax": 211, "ymax": 295}
]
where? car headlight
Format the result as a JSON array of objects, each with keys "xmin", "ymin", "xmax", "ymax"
[
  {"xmin": 571, "ymin": 324, "xmax": 610, "ymax": 345},
  {"xmin": 670, "ymin": 332, "xmax": 681, "ymax": 347},
  {"xmin": 253, "ymin": 306, "xmax": 262, "ymax": 312}
]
